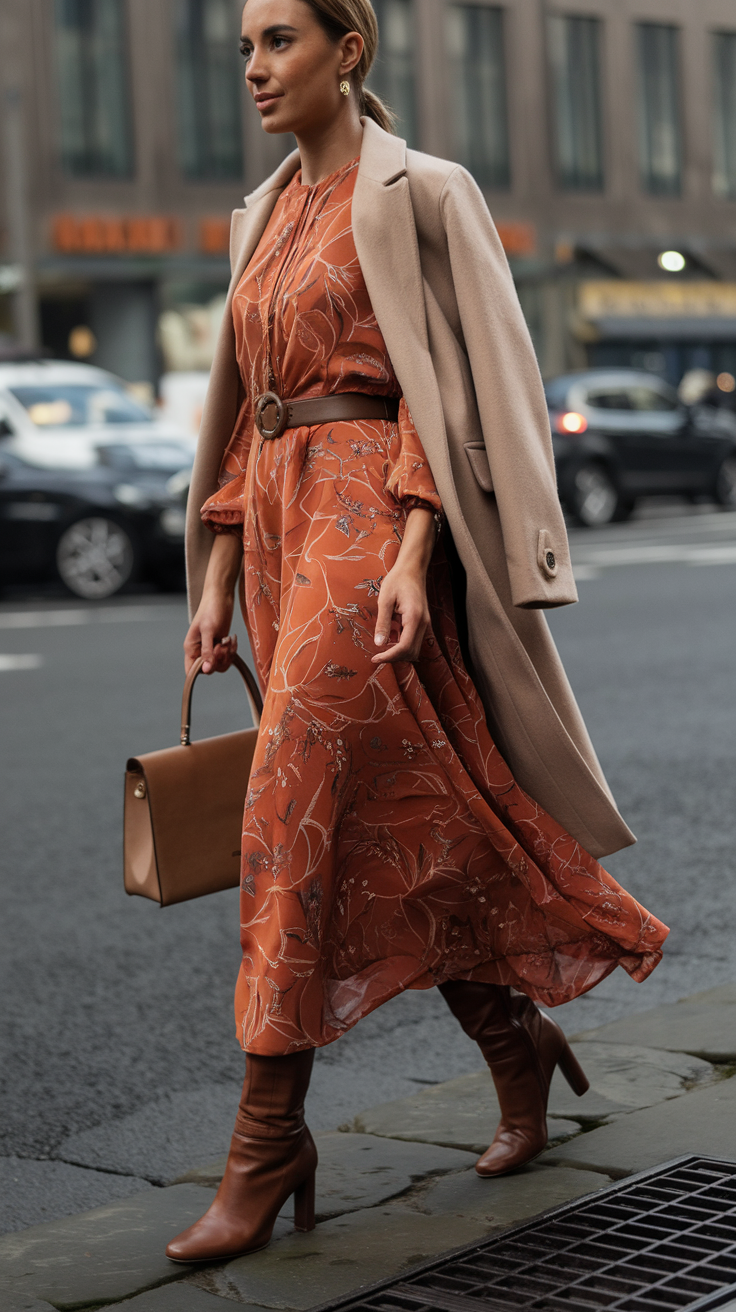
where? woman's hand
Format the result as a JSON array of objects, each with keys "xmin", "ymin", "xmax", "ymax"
[
  {"xmin": 372, "ymin": 506, "xmax": 436, "ymax": 665},
  {"xmin": 184, "ymin": 533, "xmax": 243, "ymax": 675}
]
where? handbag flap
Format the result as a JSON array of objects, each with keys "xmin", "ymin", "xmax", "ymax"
[{"xmin": 126, "ymin": 729, "xmax": 258, "ymax": 906}]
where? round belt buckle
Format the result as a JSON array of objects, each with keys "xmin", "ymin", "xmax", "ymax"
[{"xmin": 255, "ymin": 391, "xmax": 288, "ymax": 440}]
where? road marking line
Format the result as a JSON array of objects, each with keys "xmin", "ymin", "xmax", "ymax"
[
  {"xmin": 0, "ymin": 605, "xmax": 183, "ymax": 630},
  {"xmin": 0, "ymin": 654, "xmax": 43, "ymax": 671},
  {"xmin": 572, "ymin": 544, "xmax": 736, "ymax": 568}
]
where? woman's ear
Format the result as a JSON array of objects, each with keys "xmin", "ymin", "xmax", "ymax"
[{"xmin": 339, "ymin": 31, "xmax": 364, "ymax": 78}]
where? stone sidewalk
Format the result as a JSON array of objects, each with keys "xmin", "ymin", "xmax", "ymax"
[{"xmin": 1, "ymin": 981, "xmax": 735, "ymax": 1312}]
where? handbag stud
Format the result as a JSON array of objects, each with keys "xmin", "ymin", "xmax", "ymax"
[{"xmin": 134, "ymin": 781, "xmax": 147, "ymax": 799}]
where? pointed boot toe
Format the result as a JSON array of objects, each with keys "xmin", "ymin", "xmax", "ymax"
[
  {"xmin": 439, "ymin": 982, "xmax": 590, "ymax": 1182},
  {"xmin": 165, "ymin": 1050, "xmax": 317, "ymax": 1265},
  {"xmin": 475, "ymin": 1124, "xmax": 548, "ymax": 1177}
]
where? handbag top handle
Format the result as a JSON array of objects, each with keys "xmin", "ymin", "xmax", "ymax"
[{"xmin": 180, "ymin": 654, "xmax": 264, "ymax": 746}]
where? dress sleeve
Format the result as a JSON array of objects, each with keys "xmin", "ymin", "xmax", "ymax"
[
  {"xmin": 384, "ymin": 398, "xmax": 443, "ymax": 515},
  {"xmin": 200, "ymin": 397, "xmax": 251, "ymax": 536}
]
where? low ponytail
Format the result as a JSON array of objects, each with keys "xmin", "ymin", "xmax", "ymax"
[
  {"xmin": 360, "ymin": 86, "xmax": 397, "ymax": 134},
  {"xmin": 301, "ymin": 0, "xmax": 398, "ymax": 135}
]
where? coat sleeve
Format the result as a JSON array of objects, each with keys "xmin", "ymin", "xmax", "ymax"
[{"xmin": 440, "ymin": 167, "xmax": 577, "ymax": 609}]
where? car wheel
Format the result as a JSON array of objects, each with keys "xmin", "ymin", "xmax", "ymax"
[
  {"xmin": 569, "ymin": 463, "xmax": 621, "ymax": 527},
  {"xmin": 714, "ymin": 456, "xmax": 736, "ymax": 508},
  {"xmin": 56, "ymin": 517, "xmax": 136, "ymax": 600}
]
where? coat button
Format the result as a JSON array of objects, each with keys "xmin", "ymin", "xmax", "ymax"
[{"xmin": 545, "ymin": 550, "xmax": 556, "ymax": 571}]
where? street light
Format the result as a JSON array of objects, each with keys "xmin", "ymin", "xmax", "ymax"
[{"xmin": 658, "ymin": 250, "xmax": 686, "ymax": 272}]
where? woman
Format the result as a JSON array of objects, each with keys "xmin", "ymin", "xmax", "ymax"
[{"xmin": 168, "ymin": 0, "xmax": 668, "ymax": 1264}]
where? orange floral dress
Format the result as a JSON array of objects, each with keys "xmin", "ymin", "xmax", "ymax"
[{"xmin": 202, "ymin": 158, "xmax": 668, "ymax": 1056}]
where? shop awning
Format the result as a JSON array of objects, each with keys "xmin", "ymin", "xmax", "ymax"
[{"xmin": 578, "ymin": 280, "xmax": 736, "ymax": 341}]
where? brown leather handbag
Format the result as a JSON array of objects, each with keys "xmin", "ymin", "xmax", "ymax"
[{"xmin": 124, "ymin": 654, "xmax": 263, "ymax": 907}]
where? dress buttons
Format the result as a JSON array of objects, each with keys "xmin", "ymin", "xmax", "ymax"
[{"xmin": 546, "ymin": 550, "xmax": 556, "ymax": 571}]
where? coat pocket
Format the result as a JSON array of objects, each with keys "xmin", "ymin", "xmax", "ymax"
[{"xmin": 464, "ymin": 442, "xmax": 494, "ymax": 493}]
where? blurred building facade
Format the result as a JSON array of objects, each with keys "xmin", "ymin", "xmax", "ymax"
[{"xmin": 2, "ymin": 0, "xmax": 736, "ymax": 388}]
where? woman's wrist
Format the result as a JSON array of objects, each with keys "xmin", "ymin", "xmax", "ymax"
[
  {"xmin": 396, "ymin": 506, "xmax": 436, "ymax": 577},
  {"xmin": 202, "ymin": 533, "xmax": 243, "ymax": 601}
]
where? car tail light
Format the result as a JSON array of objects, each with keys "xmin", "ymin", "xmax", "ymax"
[{"xmin": 556, "ymin": 411, "xmax": 588, "ymax": 434}]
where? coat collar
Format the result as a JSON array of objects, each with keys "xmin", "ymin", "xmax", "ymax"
[{"xmin": 243, "ymin": 118, "xmax": 407, "ymax": 207}]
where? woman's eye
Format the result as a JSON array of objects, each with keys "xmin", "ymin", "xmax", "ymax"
[{"xmin": 272, "ymin": 36, "xmax": 288, "ymax": 49}]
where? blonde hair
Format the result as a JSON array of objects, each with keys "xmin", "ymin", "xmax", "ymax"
[{"xmin": 300, "ymin": 0, "xmax": 397, "ymax": 133}]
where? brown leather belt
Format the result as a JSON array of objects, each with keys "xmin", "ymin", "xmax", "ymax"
[{"xmin": 254, "ymin": 390, "xmax": 400, "ymax": 440}]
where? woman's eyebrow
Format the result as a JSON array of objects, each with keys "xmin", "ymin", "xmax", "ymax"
[{"xmin": 241, "ymin": 23, "xmax": 299, "ymax": 40}]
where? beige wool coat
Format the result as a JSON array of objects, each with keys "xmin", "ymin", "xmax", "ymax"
[{"xmin": 186, "ymin": 118, "xmax": 635, "ymax": 860}]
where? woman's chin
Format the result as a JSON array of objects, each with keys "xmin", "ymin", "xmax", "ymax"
[{"xmin": 262, "ymin": 118, "xmax": 291, "ymax": 135}]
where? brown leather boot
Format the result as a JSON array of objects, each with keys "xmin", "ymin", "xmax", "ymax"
[
  {"xmin": 439, "ymin": 981, "xmax": 589, "ymax": 1177},
  {"xmin": 166, "ymin": 1049, "xmax": 317, "ymax": 1263}
]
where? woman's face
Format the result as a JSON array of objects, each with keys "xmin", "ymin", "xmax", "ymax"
[{"xmin": 241, "ymin": 0, "xmax": 363, "ymax": 137}]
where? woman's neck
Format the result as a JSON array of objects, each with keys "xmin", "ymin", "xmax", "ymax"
[{"xmin": 295, "ymin": 112, "xmax": 363, "ymax": 187}]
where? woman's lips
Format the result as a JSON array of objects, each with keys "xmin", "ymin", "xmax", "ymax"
[{"xmin": 255, "ymin": 94, "xmax": 283, "ymax": 112}]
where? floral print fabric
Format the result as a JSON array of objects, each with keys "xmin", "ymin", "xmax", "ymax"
[{"xmin": 201, "ymin": 158, "xmax": 668, "ymax": 1055}]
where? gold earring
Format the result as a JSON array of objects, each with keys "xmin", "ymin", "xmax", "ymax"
[{"xmin": 340, "ymin": 79, "xmax": 351, "ymax": 96}]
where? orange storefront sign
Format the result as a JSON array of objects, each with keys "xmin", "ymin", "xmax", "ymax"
[
  {"xmin": 495, "ymin": 222, "xmax": 537, "ymax": 258},
  {"xmin": 199, "ymin": 217, "xmax": 231, "ymax": 255},
  {"xmin": 52, "ymin": 214, "xmax": 182, "ymax": 255}
]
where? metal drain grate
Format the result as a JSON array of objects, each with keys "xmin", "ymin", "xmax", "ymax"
[{"xmin": 317, "ymin": 1157, "xmax": 736, "ymax": 1312}]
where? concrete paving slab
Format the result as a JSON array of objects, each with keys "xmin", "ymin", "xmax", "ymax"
[
  {"xmin": 117, "ymin": 1282, "xmax": 260, "ymax": 1309},
  {"xmin": 543, "ymin": 1073, "xmax": 736, "ymax": 1176},
  {"xmin": 574, "ymin": 982, "xmax": 736, "ymax": 1061},
  {"xmin": 350, "ymin": 1041, "xmax": 711, "ymax": 1151},
  {"xmin": 547, "ymin": 1043, "xmax": 714, "ymax": 1119},
  {"xmin": 405, "ymin": 1163, "xmax": 612, "ymax": 1226},
  {"xmin": 0, "ymin": 1155, "xmax": 153, "ymax": 1235},
  {"xmin": 207, "ymin": 1205, "xmax": 495, "ymax": 1309},
  {"xmin": 351, "ymin": 1072, "xmax": 579, "ymax": 1154},
  {"xmin": 177, "ymin": 1132, "xmax": 478, "ymax": 1220},
  {"xmin": 0, "ymin": 1185, "xmax": 216, "ymax": 1308}
]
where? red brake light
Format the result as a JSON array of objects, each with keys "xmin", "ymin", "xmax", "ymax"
[{"xmin": 556, "ymin": 411, "xmax": 588, "ymax": 434}]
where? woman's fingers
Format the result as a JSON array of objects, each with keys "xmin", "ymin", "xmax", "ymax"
[
  {"xmin": 371, "ymin": 607, "xmax": 428, "ymax": 664},
  {"xmin": 374, "ymin": 582, "xmax": 397, "ymax": 649},
  {"xmin": 183, "ymin": 622, "xmax": 203, "ymax": 675},
  {"xmin": 210, "ymin": 634, "xmax": 238, "ymax": 673}
]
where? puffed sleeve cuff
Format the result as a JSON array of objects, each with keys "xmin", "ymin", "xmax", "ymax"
[
  {"xmin": 200, "ymin": 473, "xmax": 247, "ymax": 537},
  {"xmin": 385, "ymin": 398, "xmax": 443, "ymax": 513}
]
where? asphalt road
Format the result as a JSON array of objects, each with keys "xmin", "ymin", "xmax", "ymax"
[{"xmin": 2, "ymin": 502, "xmax": 736, "ymax": 1231}]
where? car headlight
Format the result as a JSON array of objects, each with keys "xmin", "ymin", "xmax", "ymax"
[
  {"xmin": 160, "ymin": 507, "xmax": 187, "ymax": 538},
  {"xmin": 114, "ymin": 482, "xmax": 151, "ymax": 508}
]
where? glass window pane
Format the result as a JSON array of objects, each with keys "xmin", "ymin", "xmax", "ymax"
[
  {"xmin": 548, "ymin": 15, "xmax": 604, "ymax": 191},
  {"xmin": 54, "ymin": 0, "xmax": 134, "ymax": 177},
  {"xmin": 447, "ymin": 5, "xmax": 510, "ymax": 189},
  {"xmin": 637, "ymin": 22, "xmax": 682, "ymax": 196},
  {"xmin": 368, "ymin": 0, "xmax": 417, "ymax": 147},
  {"xmin": 175, "ymin": 0, "xmax": 244, "ymax": 180},
  {"xmin": 713, "ymin": 31, "xmax": 736, "ymax": 198}
]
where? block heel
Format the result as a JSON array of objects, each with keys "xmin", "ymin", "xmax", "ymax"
[
  {"xmin": 557, "ymin": 1039, "xmax": 590, "ymax": 1096},
  {"xmin": 293, "ymin": 1170, "xmax": 316, "ymax": 1232}
]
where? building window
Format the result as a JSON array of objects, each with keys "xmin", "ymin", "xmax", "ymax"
[
  {"xmin": 175, "ymin": 0, "xmax": 244, "ymax": 180},
  {"xmin": 54, "ymin": 0, "xmax": 134, "ymax": 178},
  {"xmin": 447, "ymin": 5, "xmax": 510, "ymax": 189},
  {"xmin": 713, "ymin": 31, "xmax": 736, "ymax": 198},
  {"xmin": 637, "ymin": 22, "xmax": 682, "ymax": 196},
  {"xmin": 368, "ymin": 0, "xmax": 417, "ymax": 147},
  {"xmin": 548, "ymin": 15, "xmax": 604, "ymax": 191}
]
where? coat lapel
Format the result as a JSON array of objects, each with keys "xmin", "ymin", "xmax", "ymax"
[
  {"xmin": 352, "ymin": 122, "xmax": 458, "ymax": 503},
  {"xmin": 230, "ymin": 149, "xmax": 301, "ymax": 288}
]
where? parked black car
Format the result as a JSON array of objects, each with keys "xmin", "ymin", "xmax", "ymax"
[
  {"xmin": 0, "ymin": 441, "xmax": 191, "ymax": 599},
  {"xmin": 546, "ymin": 369, "xmax": 736, "ymax": 526}
]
